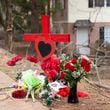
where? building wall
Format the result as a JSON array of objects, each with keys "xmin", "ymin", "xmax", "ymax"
[
  {"xmin": 68, "ymin": 0, "xmax": 110, "ymax": 23},
  {"xmin": 66, "ymin": 0, "xmax": 110, "ymax": 55},
  {"xmin": 53, "ymin": 0, "xmax": 110, "ymax": 55},
  {"xmin": 90, "ymin": 22, "xmax": 110, "ymax": 54},
  {"xmin": 66, "ymin": 22, "xmax": 110, "ymax": 54},
  {"xmin": 53, "ymin": 0, "xmax": 68, "ymax": 22}
]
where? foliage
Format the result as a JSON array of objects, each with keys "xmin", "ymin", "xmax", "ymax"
[
  {"xmin": 42, "ymin": 91, "xmax": 53, "ymax": 106},
  {"xmin": 41, "ymin": 0, "xmax": 48, "ymax": 4},
  {"xmin": 12, "ymin": 0, "xmax": 33, "ymax": 32},
  {"xmin": 0, "ymin": 0, "xmax": 65, "ymax": 34},
  {"xmin": 40, "ymin": 78, "xmax": 53, "ymax": 106}
]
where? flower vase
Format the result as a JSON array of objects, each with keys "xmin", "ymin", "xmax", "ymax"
[{"xmin": 68, "ymin": 81, "xmax": 79, "ymax": 104}]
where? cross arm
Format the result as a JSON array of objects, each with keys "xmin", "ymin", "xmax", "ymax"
[
  {"xmin": 51, "ymin": 34, "xmax": 70, "ymax": 42},
  {"xmin": 24, "ymin": 34, "xmax": 41, "ymax": 41}
]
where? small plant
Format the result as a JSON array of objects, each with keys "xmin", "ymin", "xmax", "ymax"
[{"xmin": 16, "ymin": 72, "xmax": 22, "ymax": 81}]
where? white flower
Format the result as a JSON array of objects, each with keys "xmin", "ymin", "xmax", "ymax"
[
  {"xmin": 79, "ymin": 55, "xmax": 90, "ymax": 61},
  {"xmin": 71, "ymin": 71, "xmax": 80, "ymax": 79}
]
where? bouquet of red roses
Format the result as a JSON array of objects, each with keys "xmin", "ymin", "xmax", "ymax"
[
  {"xmin": 59, "ymin": 55, "xmax": 92, "ymax": 86},
  {"xmin": 41, "ymin": 54, "xmax": 60, "ymax": 81}
]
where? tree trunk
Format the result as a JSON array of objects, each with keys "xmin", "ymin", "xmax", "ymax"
[
  {"xmin": 31, "ymin": 0, "xmax": 43, "ymax": 33},
  {"xmin": 28, "ymin": 0, "xmax": 46, "ymax": 55},
  {"xmin": 5, "ymin": 0, "xmax": 13, "ymax": 51}
]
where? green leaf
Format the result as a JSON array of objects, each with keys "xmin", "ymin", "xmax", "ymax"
[
  {"xmin": 42, "ymin": 91, "xmax": 49, "ymax": 99},
  {"xmin": 41, "ymin": 0, "xmax": 48, "ymax": 4},
  {"xmin": 46, "ymin": 97, "xmax": 52, "ymax": 106},
  {"xmin": 65, "ymin": 72, "xmax": 73, "ymax": 82}
]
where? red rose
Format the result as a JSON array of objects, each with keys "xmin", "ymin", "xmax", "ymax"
[
  {"xmin": 12, "ymin": 55, "xmax": 22, "ymax": 62},
  {"xmin": 47, "ymin": 69, "xmax": 57, "ymax": 81},
  {"xmin": 60, "ymin": 71, "xmax": 66, "ymax": 79},
  {"xmin": 41, "ymin": 63, "xmax": 46, "ymax": 70},
  {"xmin": 69, "ymin": 65, "xmax": 76, "ymax": 71},
  {"xmin": 81, "ymin": 58, "xmax": 90, "ymax": 66},
  {"xmin": 65, "ymin": 63, "xmax": 71, "ymax": 69},
  {"xmin": 26, "ymin": 55, "xmax": 38, "ymax": 63},
  {"xmin": 83, "ymin": 65, "xmax": 91, "ymax": 72},
  {"xmin": 56, "ymin": 65, "xmax": 60, "ymax": 72},
  {"xmin": 6, "ymin": 55, "xmax": 22, "ymax": 66},
  {"xmin": 7, "ymin": 60, "xmax": 16, "ymax": 66},
  {"xmin": 65, "ymin": 63, "xmax": 76, "ymax": 71},
  {"xmin": 40, "ymin": 54, "xmax": 60, "ymax": 72},
  {"xmin": 70, "ymin": 58, "xmax": 77, "ymax": 64}
]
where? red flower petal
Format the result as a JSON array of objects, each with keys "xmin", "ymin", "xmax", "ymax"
[
  {"xmin": 81, "ymin": 58, "xmax": 90, "ymax": 66},
  {"xmin": 60, "ymin": 71, "xmax": 66, "ymax": 79},
  {"xmin": 7, "ymin": 60, "xmax": 15, "ymax": 66},
  {"xmin": 40, "ymin": 54, "xmax": 60, "ymax": 72},
  {"xmin": 57, "ymin": 87, "xmax": 69, "ymax": 97},
  {"xmin": 46, "ymin": 69, "xmax": 57, "ymax": 81},
  {"xmin": 65, "ymin": 63, "xmax": 71, "ymax": 69},
  {"xmin": 26, "ymin": 55, "xmax": 38, "ymax": 63},
  {"xmin": 70, "ymin": 58, "xmax": 77, "ymax": 64},
  {"xmin": 65, "ymin": 63, "xmax": 76, "ymax": 71},
  {"xmin": 12, "ymin": 55, "xmax": 22, "ymax": 62},
  {"xmin": 83, "ymin": 65, "xmax": 91, "ymax": 72},
  {"xmin": 6, "ymin": 55, "xmax": 22, "ymax": 66},
  {"xmin": 69, "ymin": 65, "xmax": 76, "ymax": 71}
]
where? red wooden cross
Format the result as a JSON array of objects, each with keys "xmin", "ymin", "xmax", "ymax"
[{"xmin": 24, "ymin": 15, "xmax": 70, "ymax": 61}]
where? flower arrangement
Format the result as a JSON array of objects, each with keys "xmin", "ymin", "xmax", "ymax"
[
  {"xmin": 59, "ymin": 54, "xmax": 92, "ymax": 103},
  {"xmin": 7, "ymin": 55, "xmax": 22, "ymax": 66},
  {"xmin": 41, "ymin": 54, "xmax": 60, "ymax": 81},
  {"xmin": 59, "ymin": 54, "xmax": 92, "ymax": 86},
  {"xmin": 10, "ymin": 54, "xmax": 92, "ymax": 105},
  {"xmin": 7, "ymin": 55, "xmax": 38, "ymax": 66},
  {"xmin": 41, "ymin": 54, "xmax": 92, "ymax": 104}
]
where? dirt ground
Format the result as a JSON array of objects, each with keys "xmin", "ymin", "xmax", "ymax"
[{"xmin": 0, "ymin": 46, "xmax": 110, "ymax": 110}]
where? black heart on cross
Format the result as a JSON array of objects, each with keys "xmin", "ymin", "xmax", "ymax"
[{"xmin": 38, "ymin": 41, "xmax": 51, "ymax": 57}]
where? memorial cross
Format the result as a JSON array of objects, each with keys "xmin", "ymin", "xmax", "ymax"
[{"xmin": 24, "ymin": 15, "xmax": 70, "ymax": 61}]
